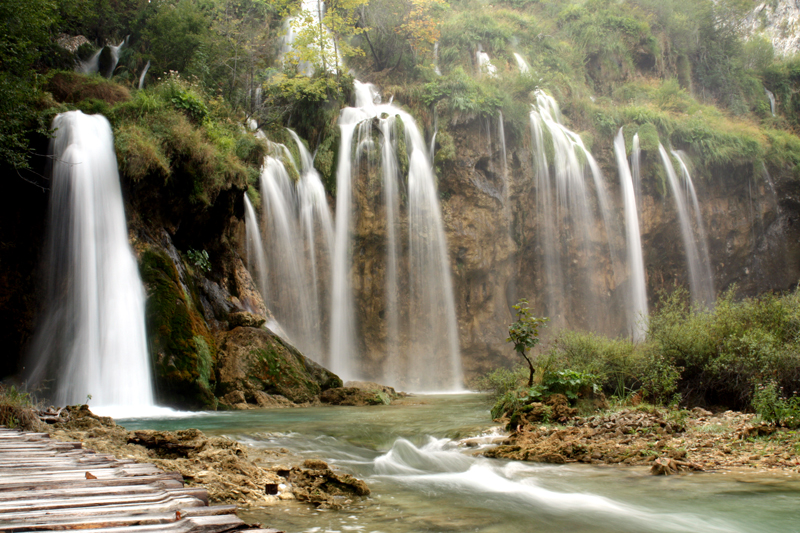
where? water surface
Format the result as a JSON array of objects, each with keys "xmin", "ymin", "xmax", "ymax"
[{"xmin": 120, "ymin": 394, "xmax": 800, "ymax": 533}]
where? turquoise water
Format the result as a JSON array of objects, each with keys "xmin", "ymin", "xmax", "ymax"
[{"xmin": 119, "ymin": 394, "xmax": 800, "ymax": 533}]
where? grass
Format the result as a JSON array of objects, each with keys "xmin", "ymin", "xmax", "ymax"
[{"xmin": 0, "ymin": 384, "xmax": 43, "ymax": 431}]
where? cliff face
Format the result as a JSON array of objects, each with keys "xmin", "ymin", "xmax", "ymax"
[
  {"xmin": 743, "ymin": 0, "xmax": 800, "ymax": 57},
  {"xmin": 398, "ymin": 117, "xmax": 800, "ymax": 383}
]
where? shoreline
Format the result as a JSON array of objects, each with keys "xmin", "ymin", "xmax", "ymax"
[{"xmin": 481, "ymin": 405, "xmax": 800, "ymax": 476}]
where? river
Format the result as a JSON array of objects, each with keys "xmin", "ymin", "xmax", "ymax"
[{"xmin": 118, "ymin": 394, "xmax": 800, "ymax": 533}]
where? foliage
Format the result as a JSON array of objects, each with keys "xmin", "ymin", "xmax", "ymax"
[
  {"xmin": 0, "ymin": 384, "xmax": 41, "ymax": 430},
  {"xmin": 187, "ymin": 249, "xmax": 212, "ymax": 273},
  {"xmin": 506, "ymin": 298, "xmax": 548, "ymax": 387},
  {"xmin": 752, "ymin": 381, "xmax": 800, "ymax": 429}
]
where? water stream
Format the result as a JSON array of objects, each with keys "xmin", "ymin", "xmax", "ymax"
[{"xmin": 119, "ymin": 395, "xmax": 800, "ymax": 533}]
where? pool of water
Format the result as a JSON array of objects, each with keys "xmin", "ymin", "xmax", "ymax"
[{"xmin": 119, "ymin": 394, "xmax": 800, "ymax": 533}]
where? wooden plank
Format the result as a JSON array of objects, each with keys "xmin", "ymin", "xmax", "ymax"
[
  {"xmin": 0, "ymin": 494, "xmax": 205, "ymax": 521},
  {"xmin": 0, "ymin": 490, "xmax": 205, "ymax": 512},
  {"xmin": 71, "ymin": 515, "xmax": 250, "ymax": 533},
  {"xmin": 0, "ymin": 475, "xmax": 185, "ymax": 492},
  {"xmin": 0, "ymin": 485, "xmax": 208, "ymax": 504},
  {"xmin": 0, "ymin": 511, "xmax": 247, "ymax": 531}
]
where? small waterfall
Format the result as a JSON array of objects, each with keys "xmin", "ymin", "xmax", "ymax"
[
  {"xmin": 77, "ymin": 48, "xmax": 102, "ymax": 75},
  {"xmin": 138, "ymin": 60, "xmax": 150, "ymax": 90},
  {"xmin": 631, "ymin": 133, "xmax": 642, "ymax": 211},
  {"xmin": 613, "ymin": 129, "xmax": 648, "ymax": 340},
  {"xmin": 765, "ymin": 87, "xmax": 776, "ymax": 116},
  {"xmin": 77, "ymin": 38, "xmax": 126, "ymax": 78},
  {"xmin": 331, "ymin": 81, "xmax": 462, "ymax": 390},
  {"xmin": 433, "ymin": 41, "xmax": 442, "ymax": 76},
  {"xmin": 498, "ymin": 111, "xmax": 510, "ymax": 223},
  {"xmin": 249, "ymin": 133, "xmax": 333, "ymax": 365},
  {"xmin": 513, "ymin": 53, "xmax": 531, "ymax": 74},
  {"xmin": 528, "ymin": 90, "xmax": 618, "ymax": 333},
  {"xmin": 28, "ymin": 111, "xmax": 153, "ymax": 407},
  {"xmin": 280, "ymin": 0, "xmax": 339, "ymax": 75},
  {"xmin": 658, "ymin": 145, "xmax": 715, "ymax": 306},
  {"xmin": 476, "ymin": 46, "xmax": 497, "ymax": 77}
]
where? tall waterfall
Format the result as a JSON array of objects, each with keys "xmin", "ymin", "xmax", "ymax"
[
  {"xmin": 658, "ymin": 144, "xmax": 715, "ymax": 306},
  {"xmin": 613, "ymin": 129, "xmax": 648, "ymax": 340},
  {"xmin": 248, "ymin": 134, "xmax": 334, "ymax": 365},
  {"xmin": 528, "ymin": 90, "xmax": 619, "ymax": 334},
  {"xmin": 28, "ymin": 111, "xmax": 153, "ymax": 407},
  {"xmin": 331, "ymin": 81, "xmax": 462, "ymax": 390}
]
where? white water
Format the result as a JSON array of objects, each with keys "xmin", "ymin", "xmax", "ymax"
[
  {"xmin": 765, "ymin": 87, "xmax": 776, "ymax": 116},
  {"xmin": 280, "ymin": 0, "xmax": 340, "ymax": 75},
  {"xmin": 122, "ymin": 396, "xmax": 800, "ymax": 533},
  {"xmin": 77, "ymin": 38, "xmax": 126, "ymax": 78},
  {"xmin": 513, "ymin": 52, "xmax": 531, "ymax": 74},
  {"xmin": 138, "ymin": 60, "xmax": 150, "ymax": 90},
  {"xmin": 658, "ymin": 145, "xmax": 715, "ymax": 306},
  {"xmin": 28, "ymin": 111, "xmax": 153, "ymax": 408},
  {"xmin": 476, "ymin": 46, "xmax": 497, "ymax": 77},
  {"xmin": 246, "ymin": 134, "xmax": 334, "ymax": 365},
  {"xmin": 529, "ymin": 90, "xmax": 620, "ymax": 333},
  {"xmin": 613, "ymin": 129, "xmax": 648, "ymax": 340},
  {"xmin": 631, "ymin": 133, "xmax": 642, "ymax": 212},
  {"xmin": 331, "ymin": 81, "xmax": 462, "ymax": 390}
]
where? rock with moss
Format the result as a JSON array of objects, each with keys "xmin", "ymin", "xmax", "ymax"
[
  {"xmin": 139, "ymin": 240, "xmax": 218, "ymax": 410},
  {"xmin": 215, "ymin": 326, "xmax": 342, "ymax": 407},
  {"xmin": 320, "ymin": 387, "xmax": 392, "ymax": 406}
]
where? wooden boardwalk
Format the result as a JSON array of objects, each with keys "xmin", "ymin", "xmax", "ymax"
[{"xmin": 0, "ymin": 427, "xmax": 282, "ymax": 532}]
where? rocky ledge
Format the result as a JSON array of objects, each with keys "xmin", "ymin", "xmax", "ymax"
[
  {"xmin": 482, "ymin": 405, "xmax": 800, "ymax": 475},
  {"xmin": 44, "ymin": 405, "xmax": 370, "ymax": 510}
]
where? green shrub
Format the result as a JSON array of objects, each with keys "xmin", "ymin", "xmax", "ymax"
[{"xmin": 753, "ymin": 381, "xmax": 800, "ymax": 429}]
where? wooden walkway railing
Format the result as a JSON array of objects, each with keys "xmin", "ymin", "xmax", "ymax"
[{"xmin": 0, "ymin": 427, "xmax": 283, "ymax": 532}]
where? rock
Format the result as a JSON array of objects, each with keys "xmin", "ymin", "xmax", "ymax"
[
  {"xmin": 344, "ymin": 380, "xmax": 398, "ymax": 397},
  {"xmin": 228, "ymin": 311, "xmax": 266, "ymax": 329},
  {"xmin": 251, "ymin": 391, "xmax": 294, "ymax": 408},
  {"xmin": 231, "ymin": 255, "xmax": 268, "ymax": 317},
  {"xmin": 691, "ymin": 407, "xmax": 713, "ymax": 417},
  {"xmin": 320, "ymin": 387, "xmax": 392, "ymax": 406},
  {"xmin": 286, "ymin": 459, "xmax": 370, "ymax": 509},
  {"xmin": 215, "ymin": 326, "xmax": 342, "ymax": 405}
]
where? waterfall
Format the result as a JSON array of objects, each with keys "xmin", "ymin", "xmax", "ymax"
[
  {"xmin": 248, "ymin": 134, "xmax": 333, "ymax": 365},
  {"xmin": 513, "ymin": 53, "xmax": 531, "ymax": 74},
  {"xmin": 631, "ymin": 133, "xmax": 642, "ymax": 212},
  {"xmin": 613, "ymin": 129, "xmax": 648, "ymax": 340},
  {"xmin": 658, "ymin": 145, "xmax": 715, "ymax": 306},
  {"xmin": 331, "ymin": 80, "xmax": 462, "ymax": 391},
  {"xmin": 280, "ymin": 0, "xmax": 339, "ymax": 75},
  {"xmin": 528, "ymin": 90, "xmax": 618, "ymax": 333},
  {"xmin": 138, "ymin": 60, "xmax": 150, "ymax": 90},
  {"xmin": 498, "ymin": 111, "xmax": 510, "ymax": 223},
  {"xmin": 433, "ymin": 42, "xmax": 442, "ymax": 76},
  {"xmin": 765, "ymin": 87, "xmax": 776, "ymax": 116},
  {"xmin": 476, "ymin": 46, "xmax": 497, "ymax": 77},
  {"xmin": 28, "ymin": 111, "xmax": 153, "ymax": 408}
]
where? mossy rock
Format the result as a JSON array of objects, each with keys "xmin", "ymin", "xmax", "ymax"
[
  {"xmin": 47, "ymin": 71, "xmax": 131, "ymax": 106},
  {"xmin": 139, "ymin": 247, "xmax": 217, "ymax": 409},
  {"xmin": 215, "ymin": 326, "xmax": 342, "ymax": 405}
]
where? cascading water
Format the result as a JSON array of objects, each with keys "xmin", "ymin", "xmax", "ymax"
[
  {"xmin": 138, "ymin": 60, "xmax": 150, "ymax": 90},
  {"xmin": 27, "ymin": 111, "xmax": 153, "ymax": 408},
  {"xmin": 248, "ymin": 133, "xmax": 334, "ymax": 365},
  {"xmin": 528, "ymin": 90, "xmax": 619, "ymax": 333},
  {"xmin": 513, "ymin": 53, "xmax": 531, "ymax": 74},
  {"xmin": 476, "ymin": 46, "xmax": 497, "ymax": 77},
  {"xmin": 613, "ymin": 129, "xmax": 648, "ymax": 340},
  {"xmin": 331, "ymin": 81, "xmax": 462, "ymax": 390},
  {"xmin": 658, "ymin": 144, "xmax": 715, "ymax": 307},
  {"xmin": 280, "ymin": 0, "xmax": 339, "ymax": 75},
  {"xmin": 631, "ymin": 133, "xmax": 642, "ymax": 211},
  {"xmin": 765, "ymin": 87, "xmax": 776, "ymax": 116}
]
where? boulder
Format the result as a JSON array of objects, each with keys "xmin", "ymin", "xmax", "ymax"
[
  {"xmin": 215, "ymin": 326, "xmax": 342, "ymax": 405},
  {"xmin": 320, "ymin": 387, "xmax": 392, "ymax": 406}
]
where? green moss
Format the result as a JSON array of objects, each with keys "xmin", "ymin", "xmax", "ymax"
[
  {"xmin": 140, "ymin": 247, "xmax": 217, "ymax": 409},
  {"xmin": 636, "ymin": 123, "xmax": 659, "ymax": 152}
]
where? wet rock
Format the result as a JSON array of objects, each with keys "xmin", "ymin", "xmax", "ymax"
[
  {"xmin": 320, "ymin": 387, "xmax": 392, "ymax": 406},
  {"xmin": 229, "ymin": 311, "xmax": 266, "ymax": 329},
  {"xmin": 344, "ymin": 380, "xmax": 399, "ymax": 397},
  {"xmin": 286, "ymin": 459, "xmax": 370, "ymax": 509},
  {"xmin": 215, "ymin": 326, "xmax": 342, "ymax": 405}
]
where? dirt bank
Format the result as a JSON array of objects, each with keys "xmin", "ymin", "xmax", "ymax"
[{"xmin": 482, "ymin": 406, "xmax": 800, "ymax": 475}]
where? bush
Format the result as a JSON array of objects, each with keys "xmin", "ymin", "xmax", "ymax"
[{"xmin": 753, "ymin": 381, "xmax": 800, "ymax": 429}]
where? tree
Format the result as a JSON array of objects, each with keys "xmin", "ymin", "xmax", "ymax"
[{"xmin": 506, "ymin": 298, "xmax": 548, "ymax": 388}]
